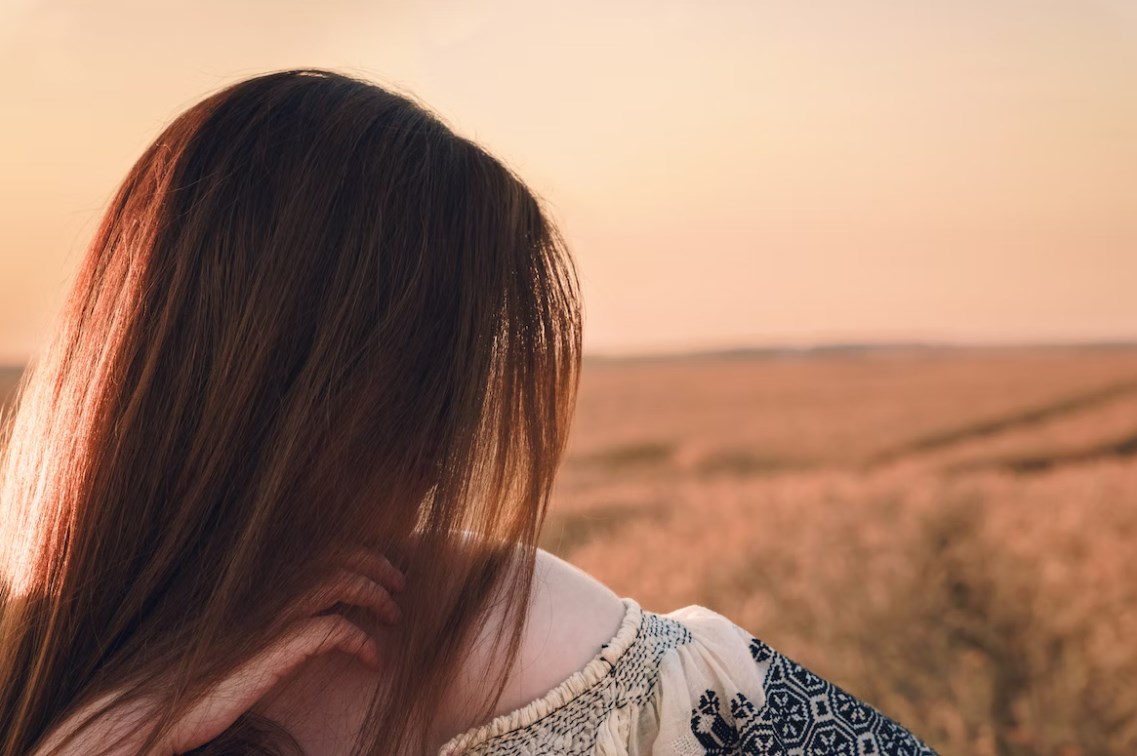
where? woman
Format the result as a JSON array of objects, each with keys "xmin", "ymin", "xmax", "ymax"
[{"xmin": 0, "ymin": 69, "xmax": 938, "ymax": 755}]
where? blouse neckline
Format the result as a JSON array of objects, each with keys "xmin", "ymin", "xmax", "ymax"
[{"xmin": 437, "ymin": 596, "xmax": 644, "ymax": 755}]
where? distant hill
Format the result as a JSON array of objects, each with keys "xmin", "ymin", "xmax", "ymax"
[
  {"xmin": 5, "ymin": 340, "xmax": 1137, "ymax": 379},
  {"xmin": 582, "ymin": 340, "xmax": 1137, "ymax": 365}
]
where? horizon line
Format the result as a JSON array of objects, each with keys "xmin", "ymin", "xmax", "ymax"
[
  {"xmin": 3, "ymin": 337, "xmax": 1137, "ymax": 372},
  {"xmin": 581, "ymin": 338, "xmax": 1137, "ymax": 362}
]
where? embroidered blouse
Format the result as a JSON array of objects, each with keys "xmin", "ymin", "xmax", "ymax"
[{"xmin": 437, "ymin": 597, "xmax": 938, "ymax": 755}]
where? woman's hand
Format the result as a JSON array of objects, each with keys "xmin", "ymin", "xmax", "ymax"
[{"xmin": 35, "ymin": 548, "xmax": 406, "ymax": 756}]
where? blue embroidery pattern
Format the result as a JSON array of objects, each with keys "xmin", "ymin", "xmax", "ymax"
[{"xmin": 689, "ymin": 638, "xmax": 939, "ymax": 755}]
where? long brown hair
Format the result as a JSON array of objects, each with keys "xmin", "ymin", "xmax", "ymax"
[{"xmin": 0, "ymin": 68, "xmax": 582, "ymax": 755}]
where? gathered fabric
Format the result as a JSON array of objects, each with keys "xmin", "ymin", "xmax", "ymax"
[{"xmin": 437, "ymin": 597, "xmax": 938, "ymax": 755}]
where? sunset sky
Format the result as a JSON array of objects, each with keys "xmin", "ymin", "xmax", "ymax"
[{"xmin": 1, "ymin": 0, "xmax": 1135, "ymax": 363}]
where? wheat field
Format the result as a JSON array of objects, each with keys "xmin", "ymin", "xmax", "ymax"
[
  {"xmin": 533, "ymin": 346, "xmax": 1137, "ymax": 756},
  {"xmin": 4, "ymin": 348, "xmax": 1137, "ymax": 755}
]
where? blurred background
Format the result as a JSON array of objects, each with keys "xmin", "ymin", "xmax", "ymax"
[{"xmin": 2, "ymin": 2, "xmax": 1136, "ymax": 753}]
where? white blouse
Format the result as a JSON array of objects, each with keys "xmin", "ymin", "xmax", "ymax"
[{"xmin": 437, "ymin": 597, "xmax": 938, "ymax": 755}]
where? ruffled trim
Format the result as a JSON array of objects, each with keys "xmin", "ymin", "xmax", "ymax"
[{"xmin": 437, "ymin": 596, "xmax": 644, "ymax": 755}]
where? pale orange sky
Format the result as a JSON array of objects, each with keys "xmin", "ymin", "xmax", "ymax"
[{"xmin": 1, "ymin": 0, "xmax": 1135, "ymax": 363}]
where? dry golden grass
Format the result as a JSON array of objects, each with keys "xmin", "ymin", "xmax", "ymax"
[
  {"xmin": 4, "ymin": 348, "xmax": 1137, "ymax": 754},
  {"xmin": 542, "ymin": 346, "xmax": 1137, "ymax": 756},
  {"xmin": 565, "ymin": 347, "xmax": 1137, "ymax": 468},
  {"xmin": 905, "ymin": 392, "xmax": 1137, "ymax": 475}
]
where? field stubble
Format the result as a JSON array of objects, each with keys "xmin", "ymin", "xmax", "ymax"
[{"xmin": 542, "ymin": 348, "xmax": 1137, "ymax": 756}]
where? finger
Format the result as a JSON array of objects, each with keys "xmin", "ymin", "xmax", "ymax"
[
  {"xmin": 165, "ymin": 615, "xmax": 380, "ymax": 753},
  {"xmin": 344, "ymin": 547, "xmax": 407, "ymax": 593},
  {"xmin": 32, "ymin": 689, "xmax": 159, "ymax": 756},
  {"xmin": 299, "ymin": 568, "xmax": 402, "ymax": 625}
]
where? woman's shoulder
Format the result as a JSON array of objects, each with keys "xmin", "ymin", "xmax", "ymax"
[
  {"xmin": 495, "ymin": 548, "xmax": 629, "ymax": 713},
  {"xmin": 438, "ymin": 573, "xmax": 941, "ymax": 755},
  {"xmin": 432, "ymin": 548, "xmax": 627, "ymax": 748}
]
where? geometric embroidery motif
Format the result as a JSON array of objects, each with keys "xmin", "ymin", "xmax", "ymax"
[{"xmin": 688, "ymin": 638, "xmax": 939, "ymax": 755}]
